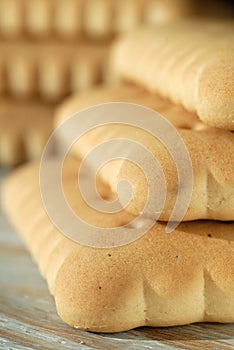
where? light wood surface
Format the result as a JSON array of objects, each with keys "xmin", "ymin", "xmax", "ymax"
[{"xmin": 0, "ymin": 170, "xmax": 234, "ymax": 350}]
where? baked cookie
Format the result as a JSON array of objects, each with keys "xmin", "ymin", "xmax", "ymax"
[
  {"xmin": 55, "ymin": 85, "xmax": 234, "ymax": 221},
  {"xmin": 2, "ymin": 158, "xmax": 234, "ymax": 332},
  {"xmin": 111, "ymin": 20, "xmax": 234, "ymax": 130}
]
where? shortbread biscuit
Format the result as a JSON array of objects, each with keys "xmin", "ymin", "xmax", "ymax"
[
  {"xmin": 0, "ymin": 41, "xmax": 109, "ymax": 101},
  {"xmin": 2, "ymin": 159, "xmax": 234, "ymax": 332},
  {"xmin": 55, "ymin": 85, "xmax": 234, "ymax": 221},
  {"xmin": 0, "ymin": 98, "xmax": 53, "ymax": 166},
  {"xmin": 111, "ymin": 20, "xmax": 234, "ymax": 130},
  {"xmin": 0, "ymin": 0, "xmax": 194, "ymax": 39}
]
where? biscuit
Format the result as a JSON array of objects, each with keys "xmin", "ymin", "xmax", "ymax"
[
  {"xmin": 0, "ymin": 98, "xmax": 53, "ymax": 166},
  {"xmin": 111, "ymin": 20, "xmax": 234, "ymax": 130},
  {"xmin": 55, "ymin": 85, "xmax": 234, "ymax": 221},
  {"xmin": 0, "ymin": 41, "xmax": 109, "ymax": 101},
  {"xmin": 2, "ymin": 158, "xmax": 234, "ymax": 332},
  {"xmin": 0, "ymin": 0, "xmax": 195, "ymax": 40}
]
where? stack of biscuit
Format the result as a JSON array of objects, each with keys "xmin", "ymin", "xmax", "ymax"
[
  {"xmin": 0, "ymin": 0, "xmax": 197, "ymax": 167},
  {"xmin": 2, "ymin": 19, "xmax": 234, "ymax": 333}
]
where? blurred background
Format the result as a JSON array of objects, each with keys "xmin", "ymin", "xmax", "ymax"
[{"xmin": 0, "ymin": 0, "xmax": 233, "ymax": 167}]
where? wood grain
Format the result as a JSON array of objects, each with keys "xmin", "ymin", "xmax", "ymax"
[{"xmin": 0, "ymin": 171, "xmax": 234, "ymax": 350}]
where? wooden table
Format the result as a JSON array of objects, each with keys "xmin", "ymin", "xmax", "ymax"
[{"xmin": 0, "ymin": 171, "xmax": 234, "ymax": 350}]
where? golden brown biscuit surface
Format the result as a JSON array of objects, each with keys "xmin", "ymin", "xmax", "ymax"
[
  {"xmin": 55, "ymin": 85, "xmax": 234, "ymax": 221},
  {"xmin": 111, "ymin": 20, "xmax": 234, "ymax": 130},
  {"xmin": 2, "ymin": 159, "xmax": 234, "ymax": 332}
]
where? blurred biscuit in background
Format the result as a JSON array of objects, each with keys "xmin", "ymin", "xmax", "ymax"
[
  {"xmin": 0, "ymin": 98, "xmax": 53, "ymax": 166},
  {"xmin": 0, "ymin": 0, "xmax": 197, "ymax": 40},
  {"xmin": 0, "ymin": 41, "xmax": 109, "ymax": 101},
  {"xmin": 0, "ymin": 0, "xmax": 233, "ymax": 169}
]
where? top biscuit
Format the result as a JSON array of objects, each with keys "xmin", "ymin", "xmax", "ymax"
[{"xmin": 111, "ymin": 20, "xmax": 234, "ymax": 130}]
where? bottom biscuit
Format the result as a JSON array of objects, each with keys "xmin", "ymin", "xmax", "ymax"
[{"xmin": 2, "ymin": 158, "xmax": 234, "ymax": 332}]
